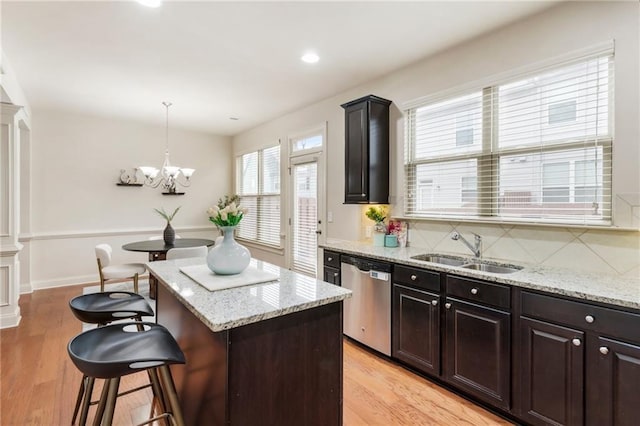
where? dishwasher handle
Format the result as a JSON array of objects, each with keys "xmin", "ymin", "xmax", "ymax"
[{"xmin": 341, "ymin": 255, "xmax": 391, "ymax": 273}]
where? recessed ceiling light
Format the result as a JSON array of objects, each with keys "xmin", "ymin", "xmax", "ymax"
[
  {"xmin": 301, "ymin": 52, "xmax": 320, "ymax": 64},
  {"xmin": 229, "ymin": 117, "xmax": 240, "ymax": 121},
  {"xmin": 137, "ymin": 0, "xmax": 162, "ymax": 8}
]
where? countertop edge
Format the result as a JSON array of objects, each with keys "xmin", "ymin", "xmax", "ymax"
[{"xmin": 320, "ymin": 241, "xmax": 640, "ymax": 311}]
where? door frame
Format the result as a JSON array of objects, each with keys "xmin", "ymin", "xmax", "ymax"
[{"xmin": 285, "ymin": 123, "xmax": 327, "ymax": 277}]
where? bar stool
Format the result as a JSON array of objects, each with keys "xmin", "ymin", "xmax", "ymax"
[
  {"xmin": 68, "ymin": 322, "xmax": 185, "ymax": 426},
  {"xmin": 69, "ymin": 292, "xmax": 155, "ymax": 424}
]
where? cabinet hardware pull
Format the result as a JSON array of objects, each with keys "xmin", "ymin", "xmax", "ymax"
[
  {"xmin": 599, "ymin": 346, "xmax": 609, "ymax": 355},
  {"xmin": 333, "ymin": 272, "xmax": 339, "ymax": 277},
  {"xmin": 470, "ymin": 288, "xmax": 479, "ymax": 295},
  {"xmin": 585, "ymin": 315, "xmax": 595, "ymax": 323},
  {"xmin": 445, "ymin": 303, "xmax": 452, "ymax": 309},
  {"xmin": 431, "ymin": 300, "xmax": 438, "ymax": 306},
  {"xmin": 572, "ymin": 338, "xmax": 581, "ymax": 346},
  {"xmin": 410, "ymin": 275, "xmax": 417, "ymax": 281},
  {"xmin": 361, "ymin": 193, "xmax": 366, "ymax": 197},
  {"xmin": 327, "ymin": 257, "xmax": 332, "ymax": 262}
]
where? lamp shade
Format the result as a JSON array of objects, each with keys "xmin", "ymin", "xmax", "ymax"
[
  {"xmin": 180, "ymin": 168, "xmax": 195, "ymax": 178},
  {"xmin": 139, "ymin": 166, "xmax": 159, "ymax": 178}
]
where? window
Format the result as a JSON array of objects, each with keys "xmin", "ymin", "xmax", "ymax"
[
  {"xmin": 236, "ymin": 145, "xmax": 281, "ymax": 247},
  {"xmin": 405, "ymin": 49, "xmax": 613, "ymax": 225}
]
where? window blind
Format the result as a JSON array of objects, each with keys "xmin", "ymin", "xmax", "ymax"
[
  {"xmin": 237, "ymin": 145, "xmax": 281, "ymax": 247},
  {"xmin": 405, "ymin": 49, "xmax": 613, "ymax": 225}
]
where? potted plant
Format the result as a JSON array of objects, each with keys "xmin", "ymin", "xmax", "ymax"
[
  {"xmin": 365, "ymin": 205, "xmax": 387, "ymax": 246},
  {"xmin": 154, "ymin": 206, "xmax": 181, "ymax": 245}
]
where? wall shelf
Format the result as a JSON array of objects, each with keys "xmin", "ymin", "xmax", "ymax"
[
  {"xmin": 116, "ymin": 183, "xmax": 143, "ymax": 187},
  {"xmin": 162, "ymin": 192, "xmax": 185, "ymax": 196}
]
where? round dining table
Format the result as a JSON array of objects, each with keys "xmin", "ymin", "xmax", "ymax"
[{"xmin": 123, "ymin": 238, "xmax": 215, "ymax": 298}]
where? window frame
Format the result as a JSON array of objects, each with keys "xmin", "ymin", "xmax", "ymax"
[
  {"xmin": 403, "ymin": 48, "xmax": 614, "ymax": 226},
  {"xmin": 235, "ymin": 144, "xmax": 282, "ymax": 249}
]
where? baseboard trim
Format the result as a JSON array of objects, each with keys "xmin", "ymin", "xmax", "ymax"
[
  {"xmin": 0, "ymin": 307, "xmax": 21, "ymax": 329},
  {"xmin": 20, "ymin": 282, "xmax": 33, "ymax": 294},
  {"xmin": 28, "ymin": 274, "xmax": 150, "ymax": 291}
]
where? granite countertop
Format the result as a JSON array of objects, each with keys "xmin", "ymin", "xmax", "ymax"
[
  {"xmin": 320, "ymin": 239, "xmax": 640, "ymax": 311},
  {"xmin": 147, "ymin": 257, "xmax": 351, "ymax": 332}
]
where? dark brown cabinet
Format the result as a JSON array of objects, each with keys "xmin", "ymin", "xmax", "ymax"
[
  {"xmin": 517, "ymin": 290, "xmax": 640, "ymax": 426},
  {"xmin": 444, "ymin": 297, "xmax": 511, "ymax": 410},
  {"xmin": 323, "ymin": 250, "xmax": 341, "ymax": 286},
  {"xmin": 341, "ymin": 95, "xmax": 391, "ymax": 204},
  {"xmin": 392, "ymin": 284, "xmax": 440, "ymax": 376},
  {"xmin": 519, "ymin": 317, "xmax": 584, "ymax": 426}
]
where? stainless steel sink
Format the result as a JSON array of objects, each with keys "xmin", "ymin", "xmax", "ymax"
[
  {"xmin": 461, "ymin": 263, "xmax": 523, "ymax": 274},
  {"xmin": 410, "ymin": 254, "xmax": 467, "ymax": 266}
]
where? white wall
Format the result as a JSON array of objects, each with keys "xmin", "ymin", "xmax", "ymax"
[
  {"xmin": 232, "ymin": 1, "xmax": 640, "ymax": 273},
  {"xmin": 25, "ymin": 108, "xmax": 232, "ymax": 289}
]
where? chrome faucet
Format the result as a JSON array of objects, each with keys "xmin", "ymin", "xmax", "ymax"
[{"xmin": 451, "ymin": 231, "xmax": 482, "ymax": 258}]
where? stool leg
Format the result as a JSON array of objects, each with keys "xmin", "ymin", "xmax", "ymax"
[
  {"xmin": 99, "ymin": 377, "xmax": 120, "ymax": 426},
  {"xmin": 133, "ymin": 273, "xmax": 139, "ymax": 294},
  {"xmin": 158, "ymin": 365, "xmax": 185, "ymax": 426},
  {"xmin": 79, "ymin": 376, "xmax": 95, "ymax": 426},
  {"xmin": 92, "ymin": 378, "xmax": 111, "ymax": 426},
  {"xmin": 147, "ymin": 369, "xmax": 167, "ymax": 422},
  {"xmin": 71, "ymin": 375, "xmax": 87, "ymax": 424}
]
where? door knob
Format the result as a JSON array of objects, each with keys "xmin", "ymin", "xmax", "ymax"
[
  {"xmin": 445, "ymin": 303, "xmax": 452, "ymax": 310},
  {"xmin": 572, "ymin": 338, "xmax": 581, "ymax": 347},
  {"xmin": 315, "ymin": 230, "xmax": 322, "ymax": 235},
  {"xmin": 431, "ymin": 300, "xmax": 438, "ymax": 306},
  {"xmin": 599, "ymin": 346, "xmax": 609, "ymax": 355}
]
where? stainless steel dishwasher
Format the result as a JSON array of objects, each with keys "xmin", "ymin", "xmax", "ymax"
[{"xmin": 341, "ymin": 255, "xmax": 391, "ymax": 356}]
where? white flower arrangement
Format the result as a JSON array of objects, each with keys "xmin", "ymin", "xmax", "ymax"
[{"xmin": 207, "ymin": 195, "xmax": 248, "ymax": 227}]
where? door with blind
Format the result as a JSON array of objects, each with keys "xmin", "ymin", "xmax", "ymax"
[{"xmin": 287, "ymin": 126, "xmax": 326, "ymax": 277}]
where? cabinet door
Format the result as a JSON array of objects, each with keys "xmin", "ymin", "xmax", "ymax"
[
  {"xmin": 519, "ymin": 317, "xmax": 584, "ymax": 426},
  {"xmin": 323, "ymin": 266, "xmax": 340, "ymax": 286},
  {"xmin": 392, "ymin": 284, "xmax": 440, "ymax": 376},
  {"xmin": 344, "ymin": 102, "xmax": 369, "ymax": 203},
  {"xmin": 586, "ymin": 336, "xmax": 640, "ymax": 426},
  {"xmin": 444, "ymin": 298, "xmax": 510, "ymax": 410}
]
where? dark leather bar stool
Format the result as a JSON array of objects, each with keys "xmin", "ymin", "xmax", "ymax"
[
  {"xmin": 69, "ymin": 292, "xmax": 155, "ymax": 424},
  {"xmin": 68, "ymin": 322, "xmax": 185, "ymax": 426}
]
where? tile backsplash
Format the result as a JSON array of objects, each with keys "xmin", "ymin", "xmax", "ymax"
[{"xmin": 403, "ymin": 221, "xmax": 640, "ymax": 277}]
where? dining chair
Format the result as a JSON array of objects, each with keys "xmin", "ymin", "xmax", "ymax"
[
  {"xmin": 95, "ymin": 244, "xmax": 147, "ymax": 293},
  {"xmin": 166, "ymin": 246, "xmax": 208, "ymax": 260}
]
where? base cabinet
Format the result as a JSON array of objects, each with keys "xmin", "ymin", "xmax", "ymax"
[
  {"xmin": 444, "ymin": 298, "xmax": 511, "ymax": 410},
  {"xmin": 392, "ymin": 284, "xmax": 440, "ymax": 376},
  {"xmin": 517, "ymin": 290, "xmax": 640, "ymax": 426},
  {"xmin": 586, "ymin": 336, "xmax": 640, "ymax": 426},
  {"xmin": 518, "ymin": 317, "xmax": 584, "ymax": 426}
]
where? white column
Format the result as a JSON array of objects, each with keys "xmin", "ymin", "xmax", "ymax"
[{"xmin": 1, "ymin": 104, "xmax": 24, "ymax": 328}]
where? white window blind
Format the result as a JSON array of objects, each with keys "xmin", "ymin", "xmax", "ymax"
[
  {"xmin": 237, "ymin": 145, "xmax": 281, "ymax": 247},
  {"xmin": 405, "ymin": 50, "xmax": 613, "ymax": 225},
  {"xmin": 292, "ymin": 162, "xmax": 318, "ymax": 277}
]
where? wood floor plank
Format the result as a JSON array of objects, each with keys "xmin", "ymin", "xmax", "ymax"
[{"xmin": 1, "ymin": 284, "xmax": 513, "ymax": 425}]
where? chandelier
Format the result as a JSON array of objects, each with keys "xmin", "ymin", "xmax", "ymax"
[{"xmin": 138, "ymin": 102, "xmax": 195, "ymax": 194}]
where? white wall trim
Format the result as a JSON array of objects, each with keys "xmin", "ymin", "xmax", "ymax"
[
  {"xmin": 0, "ymin": 307, "xmax": 21, "ymax": 329},
  {"xmin": 20, "ymin": 281, "xmax": 32, "ymax": 294},
  {"xmin": 28, "ymin": 225, "xmax": 213, "ymax": 241}
]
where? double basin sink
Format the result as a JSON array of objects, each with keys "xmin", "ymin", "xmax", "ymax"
[{"xmin": 410, "ymin": 254, "xmax": 523, "ymax": 274}]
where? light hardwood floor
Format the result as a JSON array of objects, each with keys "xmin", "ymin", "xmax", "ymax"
[{"xmin": 1, "ymin": 285, "xmax": 512, "ymax": 425}]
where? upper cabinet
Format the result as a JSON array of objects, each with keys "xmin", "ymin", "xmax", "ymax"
[{"xmin": 341, "ymin": 95, "xmax": 392, "ymax": 204}]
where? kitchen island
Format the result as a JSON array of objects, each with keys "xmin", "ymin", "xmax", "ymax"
[{"xmin": 146, "ymin": 258, "xmax": 351, "ymax": 425}]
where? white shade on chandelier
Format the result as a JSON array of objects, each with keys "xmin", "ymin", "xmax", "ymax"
[{"xmin": 138, "ymin": 102, "xmax": 195, "ymax": 193}]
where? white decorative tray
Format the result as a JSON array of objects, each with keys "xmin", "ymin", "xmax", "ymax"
[{"xmin": 179, "ymin": 264, "xmax": 279, "ymax": 291}]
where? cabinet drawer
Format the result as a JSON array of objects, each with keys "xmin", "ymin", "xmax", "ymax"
[
  {"xmin": 521, "ymin": 291, "xmax": 640, "ymax": 343},
  {"xmin": 323, "ymin": 250, "xmax": 340, "ymax": 269},
  {"xmin": 446, "ymin": 276, "xmax": 510, "ymax": 310},
  {"xmin": 394, "ymin": 265, "xmax": 440, "ymax": 292}
]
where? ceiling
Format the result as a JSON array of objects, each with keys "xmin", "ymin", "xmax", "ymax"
[{"xmin": 1, "ymin": 1, "xmax": 557, "ymax": 136}]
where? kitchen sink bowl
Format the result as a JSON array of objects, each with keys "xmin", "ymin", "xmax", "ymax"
[
  {"xmin": 410, "ymin": 254, "xmax": 467, "ymax": 266},
  {"xmin": 461, "ymin": 262, "xmax": 523, "ymax": 274}
]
